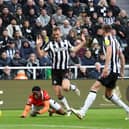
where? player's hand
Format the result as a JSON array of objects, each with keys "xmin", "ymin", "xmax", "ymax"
[
  {"xmin": 36, "ymin": 34, "xmax": 43, "ymax": 48},
  {"xmin": 101, "ymin": 67, "xmax": 109, "ymax": 78},
  {"xmin": 20, "ymin": 115, "xmax": 26, "ymax": 118}
]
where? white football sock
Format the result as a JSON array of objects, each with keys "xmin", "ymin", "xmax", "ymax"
[
  {"xmin": 81, "ymin": 91, "xmax": 97, "ymax": 115},
  {"xmin": 110, "ymin": 94, "xmax": 129, "ymax": 112},
  {"xmin": 60, "ymin": 97, "xmax": 70, "ymax": 110},
  {"xmin": 70, "ymin": 84, "xmax": 76, "ymax": 91}
]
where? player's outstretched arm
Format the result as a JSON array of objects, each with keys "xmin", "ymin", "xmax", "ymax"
[{"xmin": 20, "ymin": 105, "xmax": 31, "ymax": 118}]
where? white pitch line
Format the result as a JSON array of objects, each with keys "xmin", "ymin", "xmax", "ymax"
[{"xmin": 0, "ymin": 124, "xmax": 123, "ymax": 129}]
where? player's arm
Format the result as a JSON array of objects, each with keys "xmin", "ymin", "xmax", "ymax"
[
  {"xmin": 119, "ymin": 51, "xmax": 125, "ymax": 78},
  {"xmin": 21, "ymin": 104, "xmax": 31, "ymax": 118},
  {"xmin": 71, "ymin": 33, "xmax": 86, "ymax": 52},
  {"xmin": 36, "ymin": 35, "xmax": 46, "ymax": 58},
  {"xmin": 37, "ymin": 100, "xmax": 50, "ymax": 114}
]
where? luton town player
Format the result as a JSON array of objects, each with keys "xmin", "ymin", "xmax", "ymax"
[{"xmin": 21, "ymin": 86, "xmax": 66, "ymax": 118}]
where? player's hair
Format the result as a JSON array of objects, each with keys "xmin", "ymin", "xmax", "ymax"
[
  {"xmin": 32, "ymin": 86, "xmax": 41, "ymax": 92},
  {"xmin": 102, "ymin": 24, "xmax": 112, "ymax": 33}
]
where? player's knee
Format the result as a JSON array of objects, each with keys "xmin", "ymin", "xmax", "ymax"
[{"xmin": 62, "ymin": 79, "xmax": 70, "ymax": 91}]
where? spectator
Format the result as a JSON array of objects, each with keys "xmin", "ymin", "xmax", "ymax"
[
  {"xmin": 22, "ymin": 0, "xmax": 38, "ymax": 16},
  {"xmin": 52, "ymin": 7, "xmax": 66, "ymax": 26},
  {"xmin": 15, "ymin": 7, "xmax": 26, "ymax": 28},
  {"xmin": 73, "ymin": 20, "xmax": 82, "ymax": 36},
  {"xmin": 6, "ymin": 18, "xmax": 22, "ymax": 38},
  {"xmin": 87, "ymin": 62, "xmax": 101, "ymax": 79},
  {"xmin": 0, "ymin": 6, "xmax": 13, "ymax": 28},
  {"xmin": 80, "ymin": 48, "xmax": 96, "ymax": 77},
  {"xmin": 108, "ymin": 0, "xmax": 120, "ymax": 17},
  {"xmin": 97, "ymin": 0, "xmax": 108, "ymax": 17},
  {"xmin": 11, "ymin": 51, "xmax": 27, "ymax": 66},
  {"xmin": 66, "ymin": 7, "xmax": 77, "ymax": 26},
  {"xmin": 0, "ymin": 51, "xmax": 12, "ymax": 66},
  {"xmin": 72, "ymin": 0, "xmax": 85, "ymax": 17},
  {"xmin": 104, "ymin": 9, "xmax": 115, "ymax": 25},
  {"xmin": 31, "ymin": 19, "xmax": 44, "ymax": 41},
  {"xmin": 21, "ymin": 20, "xmax": 33, "ymax": 41},
  {"xmin": 45, "ymin": 0, "xmax": 57, "ymax": 16},
  {"xmin": 69, "ymin": 51, "xmax": 82, "ymax": 79},
  {"xmin": 0, "ymin": 17, "xmax": 4, "ymax": 36},
  {"xmin": 60, "ymin": 19, "xmax": 72, "ymax": 38},
  {"xmin": 26, "ymin": 8, "xmax": 38, "ymax": 27},
  {"xmin": 26, "ymin": 53, "xmax": 42, "ymax": 79},
  {"xmin": 59, "ymin": 0, "xmax": 70, "ymax": 16},
  {"xmin": 7, "ymin": 0, "xmax": 21, "ymax": 14},
  {"xmin": 0, "ymin": 0, "xmax": 6, "ymax": 13},
  {"xmin": 14, "ymin": 70, "xmax": 28, "ymax": 80},
  {"xmin": 66, "ymin": 28, "xmax": 77, "ymax": 46},
  {"xmin": 14, "ymin": 30, "xmax": 26, "ymax": 50},
  {"xmin": 43, "ymin": 18, "xmax": 57, "ymax": 38},
  {"xmin": 86, "ymin": 0, "xmax": 98, "ymax": 16},
  {"xmin": 36, "ymin": 8, "xmax": 50, "ymax": 27},
  {"xmin": 6, "ymin": 39, "xmax": 18, "ymax": 59},
  {"xmin": 0, "ymin": 66, "xmax": 14, "ymax": 80},
  {"xmin": 117, "ymin": 9, "xmax": 129, "ymax": 26},
  {"xmin": 0, "ymin": 29, "xmax": 12, "ymax": 53},
  {"xmin": 20, "ymin": 40, "xmax": 35, "ymax": 59},
  {"xmin": 91, "ymin": 38, "xmax": 101, "ymax": 60},
  {"xmin": 36, "ymin": 0, "xmax": 46, "ymax": 15}
]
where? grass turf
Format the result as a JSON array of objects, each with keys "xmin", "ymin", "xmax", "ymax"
[{"xmin": 0, "ymin": 109, "xmax": 129, "ymax": 129}]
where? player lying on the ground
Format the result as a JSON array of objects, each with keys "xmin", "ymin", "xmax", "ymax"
[{"xmin": 21, "ymin": 86, "xmax": 66, "ymax": 118}]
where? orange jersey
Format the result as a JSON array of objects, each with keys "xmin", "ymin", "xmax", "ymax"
[{"xmin": 27, "ymin": 90, "xmax": 50, "ymax": 106}]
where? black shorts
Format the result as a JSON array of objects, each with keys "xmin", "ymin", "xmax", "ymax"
[
  {"xmin": 52, "ymin": 69, "xmax": 70, "ymax": 86},
  {"xmin": 97, "ymin": 72, "xmax": 119, "ymax": 89}
]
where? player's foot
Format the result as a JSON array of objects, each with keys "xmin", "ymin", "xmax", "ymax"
[
  {"xmin": 125, "ymin": 112, "xmax": 129, "ymax": 120},
  {"xmin": 74, "ymin": 88, "xmax": 80, "ymax": 96},
  {"xmin": 71, "ymin": 108, "xmax": 84, "ymax": 119},
  {"xmin": 67, "ymin": 110, "xmax": 72, "ymax": 116}
]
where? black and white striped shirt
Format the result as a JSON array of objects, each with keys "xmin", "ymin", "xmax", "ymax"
[
  {"xmin": 43, "ymin": 39, "xmax": 73, "ymax": 69},
  {"xmin": 103, "ymin": 35, "xmax": 122, "ymax": 74}
]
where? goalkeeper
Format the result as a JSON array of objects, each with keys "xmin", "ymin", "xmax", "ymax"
[{"xmin": 21, "ymin": 86, "xmax": 66, "ymax": 118}]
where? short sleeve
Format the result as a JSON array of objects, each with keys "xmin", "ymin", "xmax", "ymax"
[{"xmin": 43, "ymin": 90, "xmax": 50, "ymax": 101}]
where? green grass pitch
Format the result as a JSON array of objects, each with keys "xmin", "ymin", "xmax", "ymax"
[{"xmin": 0, "ymin": 109, "xmax": 129, "ymax": 129}]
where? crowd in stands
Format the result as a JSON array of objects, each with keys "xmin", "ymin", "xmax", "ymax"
[{"xmin": 0, "ymin": 0, "xmax": 129, "ymax": 80}]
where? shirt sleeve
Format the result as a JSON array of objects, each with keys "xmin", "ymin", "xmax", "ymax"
[
  {"xmin": 42, "ymin": 42, "xmax": 50, "ymax": 52},
  {"xmin": 43, "ymin": 90, "xmax": 50, "ymax": 101},
  {"xmin": 26, "ymin": 96, "xmax": 33, "ymax": 105},
  {"xmin": 104, "ymin": 36, "xmax": 111, "ymax": 47}
]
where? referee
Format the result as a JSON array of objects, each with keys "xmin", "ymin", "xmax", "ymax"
[{"xmin": 36, "ymin": 27, "xmax": 86, "ymax": 116}]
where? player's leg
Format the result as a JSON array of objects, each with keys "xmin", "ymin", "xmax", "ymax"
[
  {"xmin": 71, "ymin": 80, "xmax": 101, "ymax": 119},
  {"xmin": 61, "ymin": 69, "xmax": 80, "ymax": 96},
  {"xmin": 105, "ymin": 88, "xmax": 129, "ymax": 119},
  {"xmin": 49, "ymin": 99, "xmax": 66, "ymax": 116},
  {"xmin": 53, "ymin": 85, "xmax": 71, "ymax": 114}
]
